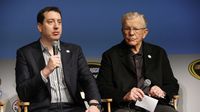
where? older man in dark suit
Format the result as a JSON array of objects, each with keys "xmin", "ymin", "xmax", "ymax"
[
  {"xmin": 15, "ymin": 6, "xmax": 101, "ymax": 112},
  {"xmin": 97, "ymin": 12, "xmax": 179, "ymax": 112}
]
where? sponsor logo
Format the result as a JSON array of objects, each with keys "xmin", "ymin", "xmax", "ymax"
[
  {"xmin": 88, "ymin": 62, "xmax": 101, "ymax": 79},
  {"xmin": 188, "ymin": 59, "xmax": 200, "ymax": 80},
  {"xmin": 12, "ymin": 99, "xmax": 19, "ymax": 112}
]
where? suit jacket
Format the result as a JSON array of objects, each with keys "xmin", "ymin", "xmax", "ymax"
[
  {"xmin": 97, "ymin": 40, "xmax": 179, "ymax": 107},
  {"xmin": 15, "ymin": 40, "xmax": 101, "ymax": 112}
]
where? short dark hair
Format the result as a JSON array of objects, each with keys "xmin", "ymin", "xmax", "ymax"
[{"xmin": 37, "ymin": 6, "xmax": 62, "ymax": 24}]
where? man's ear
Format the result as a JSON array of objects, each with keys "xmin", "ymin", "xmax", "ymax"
[
  {"xmin": 142, "ymin": 29, "xmax": 149, "ymax": 39},
  {"xmin": 37, "ymin": 23, "xmax": 42, "ymax": 32}
]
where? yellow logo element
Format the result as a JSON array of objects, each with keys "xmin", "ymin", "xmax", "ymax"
[{"xmin": 188, "ymin": 59, "xmax": 200, "ymax": 80}]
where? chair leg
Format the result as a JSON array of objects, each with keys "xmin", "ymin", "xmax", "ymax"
[
  {"xmin": 0, "ymin": 107, "xmax": 3, "ymax": 112},
  {"xmin": 101, "ymin": 98, "xmax": 112, "ymax": 112},
  {"xmin": 24, "ymin": 105, "xmax": 28, "ymax": 112},
  {"xmin": 0, "ymin": 102, "xmax": 3, "ymax": 112},
  {"xmin": 107, "ymin": 102, "xmax": 111, "ymax": 112},
  {"xmin": 173, "ymin": 95, "xmax": 179, "ymax": 110},
  {"xmin": 18, "ymin": 101, "xmax": 30, "ymax": 112}
]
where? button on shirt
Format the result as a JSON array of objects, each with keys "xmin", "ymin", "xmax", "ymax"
[{"xmin": 40, "ymin": 41, "xmax": 73, "ymax": 103}]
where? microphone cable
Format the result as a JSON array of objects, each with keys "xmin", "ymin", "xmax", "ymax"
[
  {"xmin": 55, "ymin": 67, "xmax": 63, "ymax": 112},
  {"xmin": 53, "ymin": 41, "xmax": 63, "ymax": 112}
]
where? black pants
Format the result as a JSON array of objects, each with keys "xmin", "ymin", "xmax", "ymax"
[
  {"xmin": 49, "ymin": 103, "xmax": 86, "ymax": 112},
  {"xmin": 114, "ymin": 104, "xmax": 177, "ymax": 112}
]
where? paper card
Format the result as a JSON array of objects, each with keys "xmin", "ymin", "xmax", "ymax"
[{"xmin": 135, "ymin": 95, "xmax": 158, "ymax": 112}]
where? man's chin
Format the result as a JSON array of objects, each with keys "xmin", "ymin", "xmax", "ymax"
[
  {"xmin": 51, "ymin": 36, "xmax": 61, "ymax": 40},
  {"xmin": 126, "ymin": 41, "xmax": 136, "ymax": 47}
]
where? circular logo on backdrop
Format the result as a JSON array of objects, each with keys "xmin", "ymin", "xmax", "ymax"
[
  {"xmin": 188, "ymin": 59, "xmax": 200, "ymax": 80},
  {"xmin": 12, "ymin": 99, "xmax": 19, "ymax": 112}
]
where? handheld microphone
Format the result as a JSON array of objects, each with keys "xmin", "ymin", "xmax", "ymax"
[
  {"xmin": 141, "ymin": 79, "xmax": 151, "ymax": 90},
  {"xmin": 52, "ymin": 41, "xmax": 59, "ymax": 55},
  {"xmin": 52, "ymin": 40, "xmax": 63, "ymax": 112},
  {"xmin": 128, "ymin": 79, "xmax": 151, "ymax": 108}
]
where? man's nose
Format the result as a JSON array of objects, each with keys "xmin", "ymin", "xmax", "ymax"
[
  {"xmin": 130, "ymin": 30, "xmax": 136, "ymax": 35},
  {"xmin": 54, "ymin": 22, "xmax": 59, "ymax": 29}
]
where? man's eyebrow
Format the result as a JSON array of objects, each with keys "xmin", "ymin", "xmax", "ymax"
[
  {"xmin": 48, "ymin": 18, "xmax": 61, "ymax": 20},
  {"xmin": 46, "ymin": 19, "xmax": 54, "ymax": 21}
]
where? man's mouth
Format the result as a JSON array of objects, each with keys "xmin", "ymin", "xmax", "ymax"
[
  {"xmin": 53, "ymin": 32, "xmax": 59, "ymax": 35},
  {"xmin": 128, "ymin": 36, "xmax": 135, "ymax": 40}
]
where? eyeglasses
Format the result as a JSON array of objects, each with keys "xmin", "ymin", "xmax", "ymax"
[{"xmin": 123, "ymin": 27, "xmax": 146, "ymax": 34}]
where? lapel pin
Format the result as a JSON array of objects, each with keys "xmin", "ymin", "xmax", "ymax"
[
  {"xmin": 66, "ymin": 50, "xmax": 70, "ymax": 53},
  {"xmin": 148, "ymin": 55, "xmax": 152, "ymax": 59}
]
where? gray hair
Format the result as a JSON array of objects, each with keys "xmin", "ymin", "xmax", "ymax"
[{"xmin": 121, "ymin": 12, "xmax": 147, "ymax": 28}]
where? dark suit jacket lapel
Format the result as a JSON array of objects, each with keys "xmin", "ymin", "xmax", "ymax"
[
  {"xmin": 143, "ymin": 42, "xmax": 153, "ymax": 77},
  {"xmin": 60, "ymin": 43, "xmax": 72, "ymax": 88},
  {"xmin": 118, "ymin": 42, "xmax": 136, "ymax": 74},
  {"xmin": 32, "ymin": 41, "xmax": 51, "ymax": 93}
]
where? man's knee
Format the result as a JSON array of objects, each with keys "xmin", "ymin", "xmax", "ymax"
[{"xmin": 155, "ymin": 105, "xmax": 177, "ymax": 112}]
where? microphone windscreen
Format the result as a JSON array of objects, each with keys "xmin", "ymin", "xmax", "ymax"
[
  {"xmin": 52, "ymin": 41, "xmax": 58, "ymax": 46},
  {"xmin": 52, "ymin": 41, "xmax": 58, "ymax": 55},
  {"xmin": 143, "ymin": 79, "xmax": 151, "ymax": 87}
]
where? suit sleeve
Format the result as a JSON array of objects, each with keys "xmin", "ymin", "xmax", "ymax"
[
  {"xmin": 15, "ymin": 49, "xmax": 48, "ymax": 101},
  {"xmin": 77, "ymin": 46, "xmax": 101, "ymax": 103},
  {"xmin": 97, "ymin": 52, "xmax": 126, "ymax": 104},
  {"xmin": 161, "ymin": 49, "xmax": 179, "ymax": 100}
]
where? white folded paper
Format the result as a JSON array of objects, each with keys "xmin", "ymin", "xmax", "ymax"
[{"xmin": 135, "ymin": 95, "xmax": 158, "ymax": 112}]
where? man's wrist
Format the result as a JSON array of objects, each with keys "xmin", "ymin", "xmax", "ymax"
[
  {"xmin": 89, "ymin": 102, "xmax": 101, "ymax": 110},
  {"xmin": 40, "ymin": 70, "xmax": 48, "ymax": 83},
  {"xmin": 41, "ymin": 66, "xmax": 53, "ymax": 78}
]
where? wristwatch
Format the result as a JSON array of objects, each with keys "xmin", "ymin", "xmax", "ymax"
[{"xmin": 89, "ymin": 102, "xmax": 101, "ymax": 110}]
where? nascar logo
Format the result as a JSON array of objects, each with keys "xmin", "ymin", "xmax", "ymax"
[{"xmin": 188, "ymin": 59, "xmax": 200, "ymax": 80}]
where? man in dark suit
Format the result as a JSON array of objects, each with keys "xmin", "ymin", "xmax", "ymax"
[
  {"xmin": 97, "ymin": 12, "xmax": 179, "ymax": 112},
  {"xmin": 15, "ymin": 6, "xmax": 101, "ymax": 112}
]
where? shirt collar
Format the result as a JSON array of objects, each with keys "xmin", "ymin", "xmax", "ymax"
[
  {"xmin": 128, "ymin": 44, "xmax": 143, "ymax": 56},
  {"xmin": 40, "ymin": 40, "xmax": 61, "ymax": 53}
]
